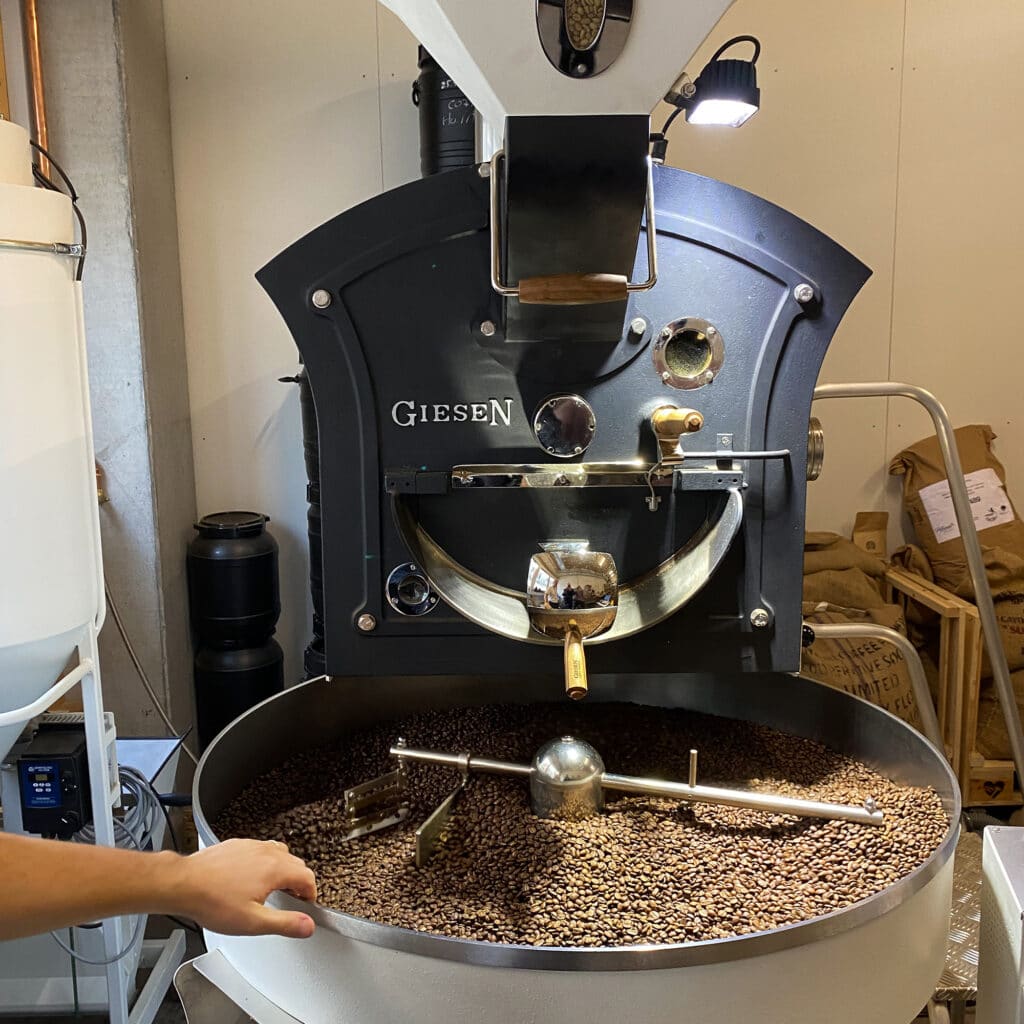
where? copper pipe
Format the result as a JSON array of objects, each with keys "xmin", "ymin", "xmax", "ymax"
[
  {"xmin": 0, "ymin": 9, "xmax": 11, "ymax": 121},
  {"xmin": 22, "ymin": 0, "xmax": 48, "ymax": 176}
]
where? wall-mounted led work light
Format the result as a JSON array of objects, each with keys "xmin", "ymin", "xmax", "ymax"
[{"xmin": 652, "ymin": 34, "xmax": 762, "ymax": 161}]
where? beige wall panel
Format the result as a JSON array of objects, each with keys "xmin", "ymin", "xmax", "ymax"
[
  {"xmin": 377, "ymin": 5, "xmax": 419, "ymax": 191},
  {"xmin": 163, "ymin": 1, "xmax": 383, "ymax": 684},
  {"xmin": 888, "ymin": 0, "xmax": 1024, "ymax": 534},
  {"xmin": 665, "ymin": 0, "xmax": 906, "ymax": 538}
]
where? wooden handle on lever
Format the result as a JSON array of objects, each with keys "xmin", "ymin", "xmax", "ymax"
[
  {"xmin": 518, "ymin": 273, "xmax": 628, "ymax": 306},
  {"xmin": 564, "ymin": 624, "xmax": 588, "ymax": 701}
]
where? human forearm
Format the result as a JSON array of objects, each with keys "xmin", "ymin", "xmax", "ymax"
[
  {"xmin": 0, "ymin": 833, "xmax": 316, "ymax": 941},
  {"xmin": 1, "ymin": 832, "xmax": 181, "ymax": 939}
]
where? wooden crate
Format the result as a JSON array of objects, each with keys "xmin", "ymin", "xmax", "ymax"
[
  {"xmin": 885, "ymin": 566, "xmax": 1021, "ymax": 805},
  {"xmin": 965, "ymin": 755, "xmax": 1019, "ymax": 805}
]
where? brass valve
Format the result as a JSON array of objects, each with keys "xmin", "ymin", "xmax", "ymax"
[{"xmin": 651, "ymin": 406, "xmax": 704, "ymax": 458}]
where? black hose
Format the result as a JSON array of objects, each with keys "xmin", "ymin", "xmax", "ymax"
[{"xmin": 963, "ymin": 807, "xmax": 1010, "ymax": 831}]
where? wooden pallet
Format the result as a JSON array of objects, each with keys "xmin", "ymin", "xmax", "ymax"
[{"xmin": 885, "ymin": 566, "xmax": 1021, "ymax": 805}]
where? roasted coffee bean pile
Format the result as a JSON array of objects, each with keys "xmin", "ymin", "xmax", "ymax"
[{"xmin": 215, "ymin": 703, "xmax": 949, "ymax": 947}]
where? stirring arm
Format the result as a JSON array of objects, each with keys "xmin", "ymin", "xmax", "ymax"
[{"xmin": 388, "ymin": 744, "xmax": 884, "ymax": 827}]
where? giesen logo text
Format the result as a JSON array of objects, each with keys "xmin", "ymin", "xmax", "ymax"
[{"xmin": 391, "ymin": 399, "xmax": 514, "ymax": 428}]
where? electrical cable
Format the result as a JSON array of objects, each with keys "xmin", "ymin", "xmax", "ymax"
[
  {"xmin": 69, "ymin": 927, "xmax": 80, "ymax": 1017},
  {"xmin": 162, "ymin": 914, "xmax": 203, "ymax": 937},
  {"xmin": 104, "ymin": 583, "xmax": 200, "ymax": 766},
  {"xmin": 157, "ymin": 792, "xmax": 193, "ymax": 807},
  {"xmin": 30, "ymin": 139, "xmax": 79, "ymax": 198},
  {"xmin": 50, "ymin": 913, "xmax": 145, "ymax": 967},
  {"xmin": 73, "ymin": 767, "xmax": 160, "ymax": 849},
  {"xmin": 29, "ymin": 139, "xmax": 87, "ymax": 281},
  {"xmin": 660, "ymin": 104, "xmax": 684, "ymax": 136},
  {"xmin": 50, "ymin": 765, "xmax": 168, "ymax": 965},
  {"xmin": 71, "ymin": 204, "xmax": 87, "ymax": 281},
  {"xmin": 708, "ymin": 34, "xmax": 761, "ymax": 65},
  {"xmin": 138, "ymin": 772, "xmax": 181, "ymax": 853}
]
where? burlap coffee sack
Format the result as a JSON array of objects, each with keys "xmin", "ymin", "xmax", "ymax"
[
  {"xmin": 804, "ymin": 532, "xmax": 888, "ymax": 578},
  {"xmin": 803, "ymin": 568, "xmax": 887, "ymax": 610},
  {"xmin": 951, "ymin": 547, "xmax": 1024, "ymax": 675},
  {"xmin": 801, "ymin": 602, "xmax": 922, "ymax": 729},
  {"xmin": 803, "ymin": 533, "xmax": 887, "ymax": 610},
  {"xmin": 975, "ymin": 672, "xmax": 1024, "ymax": 761},
  {"xmin": 891, "ymin": 543, "xmax": 934, "ymax": 582},
  {"xmin": 889, "ymin": 425, "xmax": 1024, "ymax": 592},
  {"xmin": 889, "ymin": 545, "xmax": 940, "ymax": 637}
]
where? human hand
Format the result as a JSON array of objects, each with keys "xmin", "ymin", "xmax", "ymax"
[{"xmin": 167, "ymin": 839, "xmax": 317, "ymax": 938}]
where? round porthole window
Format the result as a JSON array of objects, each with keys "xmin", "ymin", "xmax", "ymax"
[
  {"xmin": 533, "ymin": 395, "xmax": 596, "ymax": 459},
  {"xmin": 653, "ymin": 318, "xmax": 725, "ymax": 390},
  {"xmin": 386, "ymin": 563, "xmax": 439, "ymax": 616}
]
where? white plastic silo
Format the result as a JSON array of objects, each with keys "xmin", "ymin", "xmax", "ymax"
[{"xmin": 0, "ymin": 118, "xmax": 102, "ymax": 761}]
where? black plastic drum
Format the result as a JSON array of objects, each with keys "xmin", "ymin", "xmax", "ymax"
[
  {"xmin": 413, "ymin": 47, "xmax": 475, "ymax": 177},
  {"xmin": 187, "ymin": 511, "xmax": 280, "ymax": 647},
  {"xmin": 303, "ymin": 638, "xmax": 326, "ymax": 680},
  {"xmin": 193, "ymin": 639, "xmax": 284, "ymax": 750}
]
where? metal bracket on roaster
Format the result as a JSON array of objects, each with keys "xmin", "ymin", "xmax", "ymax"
[
  {"xmin": 449, "ymin": 462, "xmax": 740, "ymax": 491},
  {"xmin": 489, "ymin": 149, "xmax": 658, "ymax": 305},
  {"xmin": 654, "ymin": 447, "xmax": 788, "ymax": 509},
  {"xmin": 340, "ymin": 765, "xmax": 410, "ymax": 840},
  {"xmin": 446, "ymin": 450, "xmax": 786, "ymax": 491},
  {"xmin": 398, "ymin": 742, "xmax": 475, "ymax": 869},
  {"xmin": 385, "ymin": 447, "xmax": 787, "ymax": 498}
]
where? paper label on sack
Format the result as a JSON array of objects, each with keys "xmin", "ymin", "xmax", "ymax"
[{"xmin": 919, "ymin": 468, "xmax": 1015, "ymax": 542}]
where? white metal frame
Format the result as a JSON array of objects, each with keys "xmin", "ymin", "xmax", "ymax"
[{"xmin": 0, "ymin": 642, "xmax": 183, "ymax": 1024}]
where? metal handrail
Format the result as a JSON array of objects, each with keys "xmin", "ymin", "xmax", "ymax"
[
  {"xmin": 814, "ymin": 381, "xmax": 1024, "ymax": 787},
  {"xmin": 807, "ymin": 620, "xmax": 944, "ymax": 752}
]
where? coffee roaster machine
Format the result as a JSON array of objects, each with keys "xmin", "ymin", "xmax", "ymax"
[{"xmin": 178, "ymin": 2, "xmax": 974, "ymax": 1022}]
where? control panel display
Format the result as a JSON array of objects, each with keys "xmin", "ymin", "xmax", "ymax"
[
  {"xmin": 16, "ymin": 726, "xmax": 91, "ymax": 837},
  {"xmin": 19, "ymin": 761, "xmax": 61, "ymax": 808}
]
